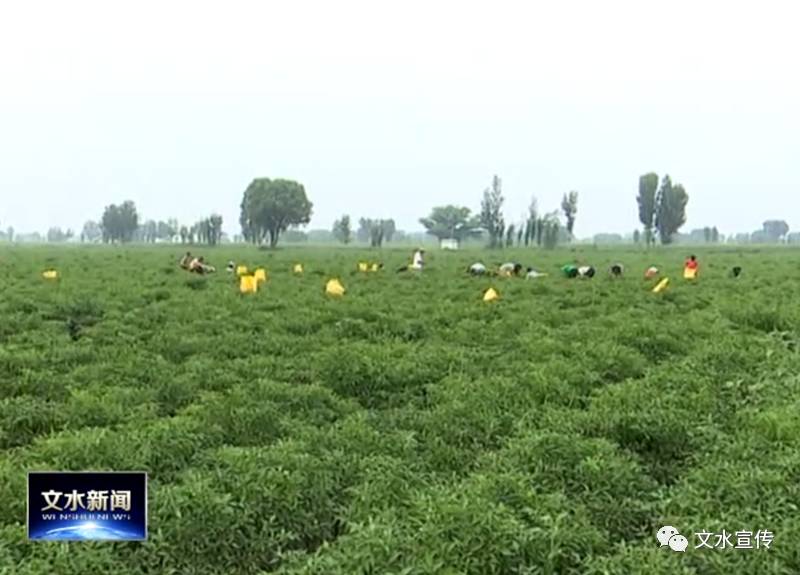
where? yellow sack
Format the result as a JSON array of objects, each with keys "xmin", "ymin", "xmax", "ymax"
[
  {"xmin": 236, "ymin": 265, "xmax": 249, "ymax": 276},
  {"xmin": 483, "ymin": 287, "xmax": 499, "ymax": 302},
  {"xmin": 652, "ymin": 278, "xmax": 669, "ymax": 293},
  {"xmin": 358, "ymin": 262, "xmax": 368, "ymax": 272},
  {"xmin": 254, "ymin": 268, "xmax": 267, "ymax": 283},
  {"xmin": 683, "ymin": 267, "xmax": 697, "ymax": 280},
  {"xmin": 42, "ymin": 270, "xmax": 58, "ymax": 280},
  {"xmin": 240, "ymin": 275, "xmax": 258, "ymax": 294},
  {"xmin": 293, "ymin": 263, "xmax": 303, "ymax": 274},
  {"xmin": 371, "ymin": 263, "xmax": 380, "ymax": 272},
  {"xmin": 326, "ymin": 279, "xmax": 345, "ymax": 296}
]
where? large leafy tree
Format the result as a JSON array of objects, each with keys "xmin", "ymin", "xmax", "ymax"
[
  {"xmin": 101, "ymin": 200, "xmax": 139, "ymax": 243},
  {"xmin": 480, "ymin": 175, "xmax": 505, "ymax": 248},
  {"xmin": 81, "ymin": 220, "xmax": 102, "ymax": 243},
  {"xmin": 419, "ymin": 205, "xmax": 480, "ymax": 241},
  {"xmin": 762, "ymin": 220, "xmax": 789, "ymax": 242},
  {"xmin": 332, "ymin": 215, "xmax": 352, "ymax": 244},
  {"xmin": 637, "ymin": 173, "xmax": 659, "ymax": 247},
  {"xmin": 560, "ymin": 190, "xmax": 578, "ymax": 239},
  {"xmin": 654, "ymin": 175, "xmax": 689, "ymax": 244},
  {"xmin": 240, "ymin": 178, "xmax": 312, "ymax": 247}
]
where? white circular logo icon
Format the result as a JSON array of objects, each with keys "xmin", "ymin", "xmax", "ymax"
[{"xmin": 657, "ymin": 526, "xmax": 680, "ymax": 547}]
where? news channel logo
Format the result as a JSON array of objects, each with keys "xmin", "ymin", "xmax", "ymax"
[{"xmin": 27, "ymin": 471, "xmax": 147, "ymax": 541}]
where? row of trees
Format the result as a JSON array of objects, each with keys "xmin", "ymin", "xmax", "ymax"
[
  {"xmin": 190, "ymin": 215, "xmax": 224, "ymax": 246},
  {"xmin": 238, "ymin": 174, "xmax": 579, "ymax": 250},
  {"xmin": 26, "ymin": 172, "xmax": 800, "ymax": 250},
  {"xmin": 71, "ymin": 203, "xmax": 226, "ymax": 245},
  {"xmin": 732, "ymin": 220, "xmax": 790, "ymax": 244},
  {"xmin": 410, "ymin": 175, "xmax": 575, "ymax": 250},
  {"xmin": 331, "ymin": 217, "xmax": 397, "ymax": 247},
  {"xmin": 637, "ymin": 173, "xmax": 689, "ymax": 245}
]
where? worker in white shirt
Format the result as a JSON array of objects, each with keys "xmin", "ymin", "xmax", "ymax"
[
  {"xmin": 467, "ymin": 262, "xmax": 488, "ymax": 275},
  {"xmin": 398, "ymin": 248, "xmax": 426, "ymax": 272}
]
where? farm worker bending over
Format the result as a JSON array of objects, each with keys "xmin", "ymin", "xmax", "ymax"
[
  {"xmin": 577, "ymin": 265, "xmax": 596, "ymax": 278},
  {"xmin": 179, "ymin": 252, "xmax": 192, "ymax": 269},
  {"xmin": 189, "ymin": 257, "xmax": 215, "ymax": 274},
  {"xmin": 398, "ymin": 249, "xmax": 425, "ymax": 272},
  {"xmin": 562, "ymin": 264, "xmax": 579, "ymax": 278},
  {"xmin": 525, "ymin": 268, "xmax": 545, "ymax": 279},
  {"xmin": 610, "ymin": 263, "xmax": 624, "ymax": 277},
  {"xmin": 468, "ymin": 262, "xmax": 488, "ymax": 275},
  {"xmin": 499, "ymin": 262, "xmax": 523, "ymax": 277},
  {"xmin": 731, "ymin": 266, "xmax": 742, "ymax": 278},
  {"xmin": 411, "ymin": 248, "xmax": 425, "ymax": 269},
  {"xmin": 684, "ymin": 255, "xmax": 699, "ymax": 279}
]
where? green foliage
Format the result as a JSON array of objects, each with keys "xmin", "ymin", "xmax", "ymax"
[
  {"xmin": 419, "ymin": 205, "xmax": 481, "ymax": 241},
  {"xmin": 193, "ymin": 214, "xmax": 224, "ymax": 245},
  {"xmin": 655, "ymin": 175, "xmax": 689, "ymax": 244},
  {"xmin": 355, "ymin": 218, "xmax": 395, "ymax": 247},
  {"xmin": 762, "ymin": 220, "xmax": 789, "ymax": 242},
  {"xmin": 1, "ymin": 245, "xmax": 798, "ymax": 573},
  {"xmin": 541, "ymin": 211, "xmax": 562, "ymax": 249},
  {"xmin": 332, "ymin": 215, "xmax": 352, "ymax": 244},
  {"xmin": 240, "ymin": 178, "xmax": 313, "ymax": 247},
  {"xmin": 561, "ymin": 190, "xmax": 579, "ymax": 238},
  {"xmin": 101, "ymin": 200, "xmax": 139, "ymax": 243},
  {"xmin": 480, "ymin": 175, "xmax": 505, "ymax": 248},
  {"xmin": 637, "ymin": 173, "xmax": 659, "ymax": 246}
]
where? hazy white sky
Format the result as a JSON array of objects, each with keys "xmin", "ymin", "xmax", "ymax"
[{"xmin": 1, "ymin": 0, "xmax": 798, "ymax": 237}]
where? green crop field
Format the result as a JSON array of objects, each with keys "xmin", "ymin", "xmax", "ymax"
[{"xmin": 1, "ymin": 245, "xmax": 799, "ymax": 574}]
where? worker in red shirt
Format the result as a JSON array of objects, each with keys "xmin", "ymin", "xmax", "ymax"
[{"xmin": 684, "ymin": 255, "xmax": 699, "ymax": 279}]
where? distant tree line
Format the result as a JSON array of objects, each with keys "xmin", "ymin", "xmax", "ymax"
[
  {"xmin": 52, "ymin": 203, "xmax": 229, "ymax": 246},
  {"xmin": 414, "ymin": 175, "xmax": 572, "ymax": 250},
  {"xmin": 7, "ymin": 171, "xmax": 798, "ymax": 249}
]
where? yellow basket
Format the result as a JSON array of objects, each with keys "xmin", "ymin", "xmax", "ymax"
[
  {"xmin": 483, "ymin": 287, "xmax": 499, "ymax": 302},
  {"xmin": 240, "ymin": 275, "xmax": 258, "ymax": 294},
  {"xmin": 326, "ymin": 279, "xmax": 345, "ymax": 296}
]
